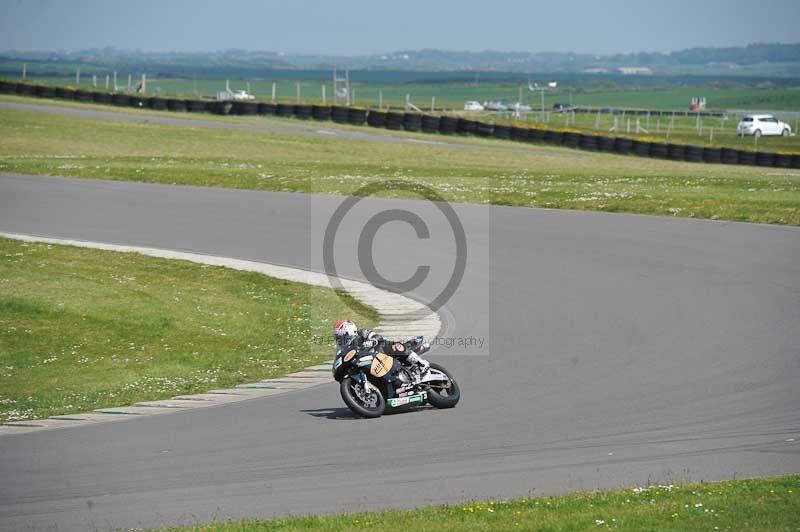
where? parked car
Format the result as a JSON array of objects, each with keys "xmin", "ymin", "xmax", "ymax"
[
  {"xmin": 509, "ymin": 102, "xmax": 532, "ymax": 112},
  {"xmin": 736, "ymin": 114, "xmax": 792, "ymax": 137},
  {"xmin": 484, "ymin": 101, "xmax": 508, "ymax": 111},
  {"xmin": 552, "ymin": 103, "xmax": 572, "ymax": 113},
  {"xmin": 464, "ymin": 101, "xmax": 484, "ymax": 111}
]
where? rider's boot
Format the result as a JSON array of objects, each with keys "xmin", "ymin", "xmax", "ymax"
[{"xmin": 406, "ymin": 351, "xmax": 430, "ymax": 378}]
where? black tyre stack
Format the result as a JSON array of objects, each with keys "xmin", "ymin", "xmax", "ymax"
[
  {"xmin": 331, "ymin": 105, "xmax": 349, "ymax": 124},
  {"xmin": 597, "ymin": 135, "xmax": 615, "ymax": 152},
  {"xmin": 721, "ymin": 147, "xmax": 739, "ymax": 165},
  {"xmin": 438, "ymin": 116, "xmax": 458, "ymax": 135},
  {"xmin": 187, "ymin": 100, "xmax": 209, "ymax": 113},
  {"xmin": 55, "ymin": 87, "xmax": 76, "ymax": 100},
  {"xmin": 774, "ymin": 153, "xmax": 792, "ymax": 168},
  {"xmin": 791, "ymin": 155, "xmax": 800, "ymax": 169},
  {"xmin": 258, "ymin": 102, "xmax": 276, "ymax": 115},
  {"xmin": 667, "ymin": 143, "xmax": 686, "ymax": 161},
  {"xmin": 421, "ymin": 114, "xmax": 440, "ymax": 133},
  {"xmin": 511, "ymin": 126, "xmax": 529, "ymax": 142},
  {"xmin": 543, "ymin": 130, "xmax": 563, "ymax": 145},
  {"xmin": 737, "ymin": 150, "xmax": 756, "ymax": 166},
  {"xmin": 295, "ymin": 104, "xmax": 313, "ymax": 119},
  {"xmin": 403, "ymin": 113, "xmax": 422, "ymax": 132},
  {"xmin": 578, "ymin": 134, "xmax": 599, "ymax": 151},
  {"xmin": 16, "ymin": 83, "xmax": 35, "ymax": 96},
  {"xmin": 649, "ymin": 143, "xmax": 669, "ymax": 159},
  {"xmin": 756, "ymin": 151, "xmax": 775, "ymax": 167},
  {"xmin": 129, "ymin": 95, "xmax": 147, "ymax": 108},
  {"xmin": 685, "ymin": 145, "xmax": 704, "ymax": 163},
  {"xmin": 456, "ymin": 118, "xmax": 477, "ymax": 135},
  {"xmin": 211, "ymin": 101, "xmax": 233, "ymax": 115},
  {"xmin": 475, "ymin": 121, "xmax": 494, "ymax": 137},
  {"xmin": 385, "ymin": 111, "xmax": 404, "ymax": 130},
  {"xmin": 111, "ymin": 93, "xmax": 131, "ymax": 106},
  {"xmin": 275, "ymin": 103, "xmax": 296, "ymax": 117},
  {"xmin": 35, "ymin": 85, "xmax": 55, "ymax": 98},
  {"xmin": 614, "ymin": 138, "xmax": 633, "ymax": 155},
  {"xmin": 367, "ymin": 110, "xmax": 387, "ymax": 128},
  {"xmin": 311, "ymin": 105, "xmax": 331, "ymax": 121},
  {"xmin": 167, "ymin": 98, "xmax": 188, "ymax": 112},
  {"xmin": 562, "ymin": 132, "xmax": 580, "ymax": 149},
  {"xmin": 493, "ymin": 124, "xmax": 511, "ymax": 140},
  {"xmin": 528, "ymin": 128, "xmax": 545, "ymax": 143},
  {"xmin": 92, "ymin": 92, "xmax": 111, "ymax": 104},
  {"xmin": 632, "ymin": 140, "xmax": 650, "ymax": 157},
  {"xmin": 148, "ymin": 97, "xmax": 167, "ymax": 111},
  {"xmin": 703, "ymin": 147, "xmax": 722, "ymax": 164},
  {"xmin": 348, "ymin": 108, "xmax": 368, "ymax": 126},
  {"xmin": 0, "ymin": 80, "xmax": 14, "ymax": 93}
]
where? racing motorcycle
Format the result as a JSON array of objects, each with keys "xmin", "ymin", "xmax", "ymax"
[{"xmin": 332, "ymin": 336, "xmax": 460, "ymax": 418}]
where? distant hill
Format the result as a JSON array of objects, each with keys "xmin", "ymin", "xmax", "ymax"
[{"xmin": 2, "ymin": 42, "xmax": 799, "ymax": 79}]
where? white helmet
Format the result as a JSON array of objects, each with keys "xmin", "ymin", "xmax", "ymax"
[{"xmin": 334, "ymin": 320, "xmax": 358, "ymax": 346}]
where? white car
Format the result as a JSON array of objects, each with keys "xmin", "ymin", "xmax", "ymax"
[
  {"xmin": 464, "ymin": 101, "xmax": 484, "ymax": 111},
  {"xmin": 736, "ymin": 114, "xmax": 792, "ymax": 137}
]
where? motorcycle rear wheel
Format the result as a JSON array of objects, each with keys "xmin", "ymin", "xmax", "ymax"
[
  {"xmin": 425, "ymin": 363, "xmax": 460, "ymax": 409},
  {"xmin": 341, "ymin": 376, "xmax": 386, "ymax": 418}
]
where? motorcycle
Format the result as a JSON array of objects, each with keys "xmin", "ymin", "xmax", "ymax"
[{"xmin": 332, "ymin": 336, "xmax": 460, "ymax": 418}]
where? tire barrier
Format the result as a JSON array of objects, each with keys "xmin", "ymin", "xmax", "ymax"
[
  {"xmin": 233, "ymin": 101, "xmax": 258, "ymax": 115},
  {"xmin": 385, "ymin": 111, "xmax": 404, "ymax": 130},
  {"xmin": 421, "ymin": 114, "xmax": 440, "ymax": 134},
  {"xmin": 596, "ymin": 135, "xmax": 615, "ymax": 152},
  {"xmin": 685, "ymin": 145, "xmax": 704, "ymax": 163},
  {"xmin": 756, "ymin": 151, "xmax": 775, "ymax": 167},
  {"xmin": 737, "ymin": 150, "xmax": 756, "ymax": 166},
  {"xmin": 456, "ymin": 118, "xmax": 477, "ymax": 135},
  {"xmin": 721, "ymin": 147, "xmax": 739, "ymax": 165},
  {"xmin": 167, "ymin": 98, "xmax": 188, "ymax": 112},
  {"xmin": 55, "ymin": 87, "xmax": 76, "ymax": 100},
  {"xmin": 438, "ymin": 116, "xmax": 458, "ymax": 135},
  {"xmin": 632, "ymin": 140, "xmax": 651, "ymax": 157},
  {"xmin": 187, "ymin": 99, "xmax": 209, "ymax": 113},
  {"xmin": 403, "ymin": 113, "xmax": 422, "ymax": 132},
  {"xmin": 367, "ymin": 110, "xmax": 387, "ymax": 128},
  {"xmin": 295, "ymin": 104, "xmax": 313, "ymax": 120},
  {"xmin": 276, "ymin": 103, "xmax": 295, "ymax": 117},
  {"xmin": 311, "ymin": 105, "xmax": 331, "ymax": 121},
  {"xmin": 528, "ymin": 128, "xmax": 545, "ymax": 143},
  {"xmin": 16, "ymin": 83, "xmax": 36, "ymax": 95},
  {"xmin": 348, "ymin": 108, "xmax": 368, "ymax": 126},
  {"xmin": 543, "ymin": 129, "xmax": 563, "ymax": 146},
  {"xmin": 129, "ymin": 95, "xmax": 147, "ymax": 108},
  {"xmin": 148, "ymin": 97, "xmax": 167, "ymax": 111},
  {"xmin": 111, "ymin": 93, "xmax": 131, "ymax": 106},
  {"xmin": 475, "ymin": 121, "xmax": 494, "ymax": 137},
  {"xmin": 493, "ymin": 124, "xmax": 511, "ymax": 140},
  {"xmin": 703, "ymin": 147, "xmax": 722, "ymax": 164},
  {"xmin": 7, "ymin": 81, "xmax": 798, "ymax": 169},
  {"xmin": 562, "ymin": 132, "xmax": 580, "ymax": 149},
  {"xmin": 211, "ymin": 101, "xmax": 233, "ymax": 115},
  {"xmin": 578, "ymin": 134, "xmax": 598, "ymax": 151},
  {"xmin": 649, "ymin": 142, "xmax": 669, "ymax": 159},
  {"xmin": 331, "ymin": 105, "xmax": 349, "ymax": 124},
  {"xmin": 511, "ymin": 126, "xmax": 529, "ymax": 142},
  {"xmin": 667, "ymin": 143, "xmax": 686, "ymax": 161},
  {"xmin": 774, "ymin": 153, "xmax": 792, "ymax": 168},
  {"xmin": 35, "ymin": 85, "xmax": 55, "ymax": 98},
  {"xmin": 614, "ymin": 138, "xmax": 633, "ymax": 155},
  {"xmin": 258, "ymin": 102, "xmax": 277, "ymax": 115}
]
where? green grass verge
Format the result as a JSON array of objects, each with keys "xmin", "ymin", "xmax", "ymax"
[
  {"xmin": 1, "ymin": 97, "xmax": 800, "ymax": 225},
  {"xmin": 158, "ymin": 476, "xmax": 799, "ymax": 531},
  {"xmin": 0, "ymin": 238, "xmax": 378, "ymax": 423}
]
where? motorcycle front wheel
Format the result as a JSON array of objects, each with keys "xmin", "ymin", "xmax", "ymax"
[
  {"xmin": 340, "ymin": 376, "xmax": 386, "ymax": 418},
  {"xmin": 425, "ymin": 363, "xmax": 461, "ymax": 409}
]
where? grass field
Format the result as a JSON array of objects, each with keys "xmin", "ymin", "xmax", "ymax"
[
  {"xmin": 16, "ymin": 75, "xmax": 800, "ymax": 111},
  {"xmin": 159, "ymin": 476, "xmax": 799, "ymax": 531},
  {"xmin": 0, "ymin": 238, "xmax": 378, "ymax": 423},
  {"xmin": 1, "ymin": 96, "xmax": 799, "ymax": 225}
]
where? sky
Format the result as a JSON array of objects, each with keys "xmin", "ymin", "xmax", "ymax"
[{"xmin": 1, "ymin": 0, "xmax": 799, "ymax": 55}]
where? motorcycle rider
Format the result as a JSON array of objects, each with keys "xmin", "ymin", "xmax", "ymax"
[{"xmin": 334, "ymin": 319, "xmax": 431, "ymax": 376}]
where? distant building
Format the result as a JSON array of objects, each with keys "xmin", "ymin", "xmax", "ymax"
[
  {"xmin": 616, "ymin": 66, "xmax": 653, "ymax": 75},
  {"xmin": 583, "ymin": 67, "xmax": 609, "ymax": 74}
]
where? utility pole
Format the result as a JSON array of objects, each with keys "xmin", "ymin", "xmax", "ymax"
[
  {"xmin": 76, "ymin": 67, "xmax": 80, "ymax": 86},
  {"xmin": 22, "ymin": 63, "xmax": 26, "ymax": 80}
]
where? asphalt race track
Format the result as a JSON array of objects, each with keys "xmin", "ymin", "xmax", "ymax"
[{"xmin": 0, "ymin": 173, "xmax": 798, "ymax": 531}]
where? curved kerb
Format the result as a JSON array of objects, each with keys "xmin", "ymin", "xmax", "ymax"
[{"xmin": 0, "ymin": 232, "xmax": 442, "ymax": 436}]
